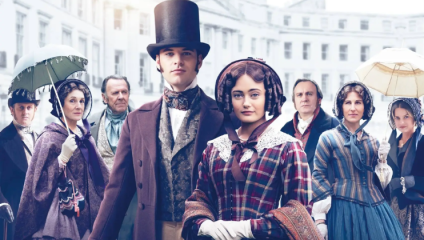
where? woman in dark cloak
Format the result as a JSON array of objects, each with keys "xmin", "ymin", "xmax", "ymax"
[
  {"xmin": 14, "ymin": 79, "xmax": 110, "ymax": 240},
  {"xmin": 385, "ymin": 98, "xmax": 424, "ymax": 240}
]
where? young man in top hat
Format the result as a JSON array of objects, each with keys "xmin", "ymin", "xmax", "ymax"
[
  {"xmin": 89, "ymin": 1, "xmax": 237, "ymax": 239},
  {"xmin": 0, "ymin": 89, "xmax": 39, "ymax": 240},
  {"xmin": 281, "ymin": 79, "xmax": 339, "ymax": 172}
]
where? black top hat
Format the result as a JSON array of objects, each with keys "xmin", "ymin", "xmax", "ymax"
[
  {"xmin": 8, "ymin": 89, "xmax": 40, "ymax": 107},
  {"xmin": 147, "ymin": 0, "xmax": 210, "ymax": 60}
]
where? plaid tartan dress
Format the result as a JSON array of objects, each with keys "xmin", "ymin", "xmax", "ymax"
[{"xmin": 186, "ymin": 127, "xmax": 312, "ymax": 239}]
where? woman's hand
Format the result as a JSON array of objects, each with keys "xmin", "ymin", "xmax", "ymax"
[
  {"xmin": 375, "ymin": 137, "xmax": 393, "ymax": 189},
  {"xmin": 58, "ymin": 134, "xmax": 77, "ymax": 166},
  {"xmin": 315, "ymin": 220, "xmax": 328, "ymax": 240}
]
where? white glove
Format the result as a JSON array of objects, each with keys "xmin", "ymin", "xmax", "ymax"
[
  {"xmin": 375, "ymin": 137, "xmax": 393, "ymax": 189},
  {"xmin": 226, "ymin": 220, "xmax": 254, "ymax": 239},
  {"xmin": 58, "ymin": 134, "xmax": 77, "ymax": 167},
  {"xmin": 316, "ymin": 223, "xmax": 328, "ymax": 240},
  {"xmin": 378, "ymin": 137, "xmax": 390, "ymax": 161},
  {"xmin": 198, "ymin": 220, "xmax": 239, "ymax": 240}
]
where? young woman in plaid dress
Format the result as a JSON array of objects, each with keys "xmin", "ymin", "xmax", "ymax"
[
  {"xmin": 311, "ymin": 81, "xmax": 404, "ymax": 240},
  {"xmin": 182, "ymin": 58, "xmax": 322, "ymax": 240}
]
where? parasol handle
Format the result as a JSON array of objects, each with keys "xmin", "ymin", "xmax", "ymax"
[{"xmin": 45, "ymin": 65, "xmax": 71, "ymax": 135}]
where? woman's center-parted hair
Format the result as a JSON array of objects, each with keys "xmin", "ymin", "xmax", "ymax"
[
  {"xmin": 336, "ymin": 83, "xmax": 372, "ymax": 120},
  {"xmin": 216, "ymin": 60, "xmax": 285, "ymax": 116},
  {"xmin": 390, "ymin": 101, "xmax": 415, "ymax": 123}
]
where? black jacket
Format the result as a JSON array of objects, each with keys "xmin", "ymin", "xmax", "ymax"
[
  {"xmin": 281, "ymin": 108, "xmax": 339, "ymax": 172},
  {"xmin": 386, "ymin": 129, "xmax": 424, "ymax": 208},
  {"xmin": 0, "ymin": 123, "xmax": 31, "ymax": 240}
]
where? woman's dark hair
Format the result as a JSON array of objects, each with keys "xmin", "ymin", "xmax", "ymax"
[
  {"xmin": 58, "ymin": 81, "xmax": 90, "ymax": 109},
  {"xmin": 216, "ymin": 60, "xmax": 285, "ymax": 116},
  {"xmin": 336, "ymin": 83, "xmax": 372, "ymax": 120},
  {"xmin": 390, "ymin": 101, "xmax": 415, "ymax": 122}
]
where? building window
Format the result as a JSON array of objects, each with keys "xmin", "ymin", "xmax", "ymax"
[
  {"xmin": 251, "ymin": 38, "xmax": 256, "ymax": 55},
  {"xmin": 61, "ymin": 0, "xmax": 69, "ymax": 10},
  {"xmin": 92, "ymin": 0, "xmax": 98, "ymax": 24},
  {"xmin": 409, "ymin": 20, "xmax": 416, "ymax": 32},
  {"xmin": 267, "ymin": 11, "xmax": 272, "ymax": 23},
  {"xmin": 114, "ymin": 9, "xmax": 122, "ymax": 30},
  {"xmin": 0, "ymin": 52, "xmax": 6, "ymax": 68},
  {"xmin": 321, "ymin": 18, "xmax": 328, "ymax": 29},
  {"xmin": 303, "ymin": 43, "xmax": 310, "ymax": 60},
  {"xmin": 322, "ymin": 44, "xmax": 328, "ymax": 60},
  {"xmin": 409, "ymin": 47, "xmax": 416, "ymax": 52},
  {"xmin": 92, "ymin": 43, "xmax": 100, "ymax": 86},
  {"xmin": 266, "ymin": 40, "xmax": 272, "ymax": 57},
  {"xmin": 302, "ymin": 17, "xmax": 310, "ymax": 27},
  {"xmin": 383, "ymin": 20, "xmax": 391, "ymax": 32},
  {"xmin": 222, "ymin": 31, "xmax": 228, "ymax": 49},
  {"xmin": 339, "ymin": 45, "xmax": 348, "ymax": 61},
  {"xmin": 339, "ymin": 19, "xmax": 346, "ymax": 29},
  {"xmin": 39, "ymin": 21, "xmax": 48, "ymax": 47},
  {"xmin": 284, "ymin": 73, "xmax": 291, "ymax": 96},
  {"xmin": 78, "ymin": 37, "xmax": 87, "ymax": 57},
  {"xmin": 115, "ymin": 50, "xmax": 124, "ymax": 75},
  {"xmin": 77, "ymin": 0, "xmax": 84, "ymax": 19},
  {"xmin": 62, "ymin": 28, "xmax": 72, "ymax": 46},
  {"xmin": 360, "ymin": 20, "xmax": 369, "ymax": 30},
  {"xmin": 303, "ymin": 73, "xmax": 311, "ymax": 79},
  {"xmin": 284, "ymin": 15, "xmax": 291, "ymax": 26},
  {"xmin": 16, "ymin": 12, "xmax": 26, "ymax": 60},
  {"xmin": 339, "ymin": 74, "xmax": 349, "ymax": 88},
  {"xmin": 361, "ymin": 46, "xmax": 370, "ymax": 62},
  {"xmin": 204, "ymin": 26, "xmax": 211, "ymax": 43},
  {"xmin": 139, "ymin": 13, "xmax": 149, "ymax": 35},
  {"xmin": 139, "ymin": 54, "xmax": 149, "ymax": 87},
  {"xmin": 322, "ymin": 74, "xmax": 329, "ymax": 96},
  {"xmin": 383, "ymin": 46, "xmax": 392, "ymax": 49},
  {"xmin": 238, "ymin": 34, "xmax": 243, "ymax": 52},
  {"xmin": 284, "ymin": 42, "xmax": 292, "ymax": 59}
]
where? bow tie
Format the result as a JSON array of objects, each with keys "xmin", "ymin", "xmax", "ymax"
[
  {"xmin": 15, "ymin": 124, "xmax": 33, "ymax": 134},
  {"xmin": 163, "ymin": 86, "xmax": 199, "ymax": 111}
]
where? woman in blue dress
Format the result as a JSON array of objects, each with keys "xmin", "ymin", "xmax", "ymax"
[{"xmin": 311, "ymin": 81, "xmax": 404, "ymax": 240}]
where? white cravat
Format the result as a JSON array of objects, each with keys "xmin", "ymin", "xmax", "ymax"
[
  {"xmin": 164, "ymin": 77, "xmax": 198, "ymax": 141},
  {"xmin": 297, "ymin": 114, "xmax": 314, "ymax": 135}
]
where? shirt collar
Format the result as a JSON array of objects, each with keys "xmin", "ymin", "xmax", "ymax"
[{"xmin": 164, "ymin": 77, "xmax": 198, "ymax": 92}]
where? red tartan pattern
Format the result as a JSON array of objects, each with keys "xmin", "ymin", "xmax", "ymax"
[{"xmin": 186, "ymin": 138, "xmax": 312, "ymax": 239}]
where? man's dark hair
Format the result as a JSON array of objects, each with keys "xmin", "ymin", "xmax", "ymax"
[
  {"xmin": 291, "ymin": 78, "xmax": 324, "ymax": 103},
  {"xmin": 101, "ymin": 75, "xmax": 131, "ymax": 94}
]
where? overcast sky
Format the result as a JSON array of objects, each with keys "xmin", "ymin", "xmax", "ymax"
[{"xmin": 267, "ymin": 0, "xmax": 424, "ymax": 15}]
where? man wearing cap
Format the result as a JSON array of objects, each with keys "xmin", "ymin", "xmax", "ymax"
[
  {"xmin": 0, "ymin": 89, "xmax": 39, "ymax": 240},
  {"xmin": 281, "ymin": 79, "xmax": 339, "ymax": 172},
  {"xmin": 89, "ymin": 1, "xmax": 235, "ymax": 239}
]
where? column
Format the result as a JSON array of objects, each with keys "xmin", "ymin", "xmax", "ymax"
[
  {"xmin": 127, "ymin": 7, "xmax": 140, "ymax": 94},
  {"xmin": 103, "ymin": 2, "xmax": 114, "ymax": 78},
  {"xmin": 214, "ymin": 27, "xmax": 222, "ymax": 76}
]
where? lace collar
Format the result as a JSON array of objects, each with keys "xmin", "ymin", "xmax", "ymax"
[{"xmin": 209, "ymin": 116, "xmax": 301, "ymax": 162}]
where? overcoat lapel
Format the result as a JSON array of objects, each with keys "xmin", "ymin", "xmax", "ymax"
[
  {"xmin": 191, "ymin": 91, "xmax": 223, "ymax": 187},
  {"xmin": 1, "ymin": 123, "xmax": 28, "ymax": 172},
  {"xmin": 138, "ymin": 98, "xmax": 162, "ymax": 166},
  {"xmin": 304, "ymin": 110, "xmax": 329, "ymax": 165}
]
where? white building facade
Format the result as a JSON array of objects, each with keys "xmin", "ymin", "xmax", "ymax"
[{"xmin": 0, "ymin": 0, "xmax": 423, "ymax": 138}]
